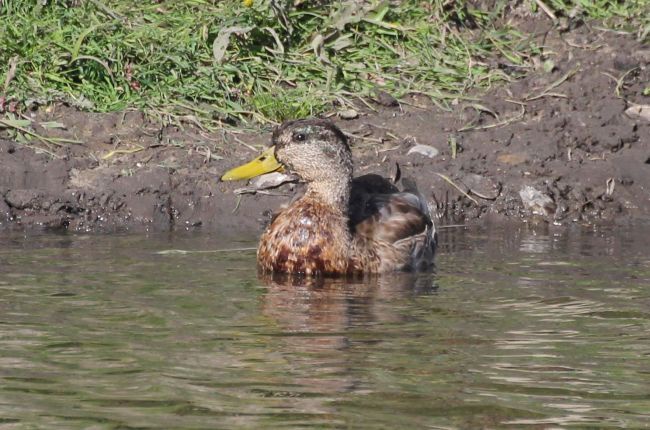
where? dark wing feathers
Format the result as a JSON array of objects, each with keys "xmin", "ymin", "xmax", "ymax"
[
  {"xmin": 353, "ymin": 194, "xmax": 429, "ymax": 243},
  {"xmin": 349, "ymin": 174, "xmax": 434, "ymax": 244},
  {"xmin": 348, "ymin": 174, "xmax": 399, "ymax": 228}
]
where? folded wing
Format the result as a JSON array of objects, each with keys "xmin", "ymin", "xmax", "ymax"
[{"xmin": 349, "ymin": 174, "xmax": 436, "ymax": 271}]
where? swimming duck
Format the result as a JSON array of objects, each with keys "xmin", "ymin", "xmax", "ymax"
[{"xmin": 221, "ymin": 119, "xmax": 436, "ymax": 275}]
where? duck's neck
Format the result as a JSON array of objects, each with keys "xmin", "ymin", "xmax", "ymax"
[{"xmin": 304, "ymin": 176, "xmax": 351, "ymax": 213}]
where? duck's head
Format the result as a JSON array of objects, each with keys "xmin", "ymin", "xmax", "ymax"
[{"xmin": 221, "ymin": 119, "xmax": 352, "ymax": 184}]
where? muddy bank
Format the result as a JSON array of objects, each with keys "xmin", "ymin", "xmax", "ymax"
[{"xmin": 1, "ymin": 26, "xmax": 649, "ymax": 233}]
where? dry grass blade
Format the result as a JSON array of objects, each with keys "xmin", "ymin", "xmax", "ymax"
[
  {"xmin": 601, "ymin": 67, "xmax": 639, "ymax": 98},
  {"xmin": 102, "ymin": 145, "xmax": 145, "ymax": 159},
  {"xmin": 3, "ymin": 56, "xmax": 19, "ymax": 93},
  {"xmin": 458, "ymin": 104, "xmax": 526, "ymax": 132},
  {"xmin": 0, "ymin": 118, "xmax": 82, "ymax": 147},
  {"xmin": 534, "ymin": 0, "xmax": 558, "ymax": 21},
  {"xmin": 525, "ymin": 67, "xmax": 579, "ymax": 101},
  {"xmin": 433, "ymin": 172, "xmax": 479, "ymax": 205},
  {"xmin": 614, "ymin": 67, "xmax": 638, "ymax": 98}
]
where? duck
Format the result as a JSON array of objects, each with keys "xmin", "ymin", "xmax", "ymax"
[{"xmin": 221, "ymin": 118, "xmax": 436, "ymax": 275}]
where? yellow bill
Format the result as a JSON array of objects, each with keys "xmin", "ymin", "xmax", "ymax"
[{"xmin": 220, "ymin": 146, "xmax": 283, "ymax": 181}]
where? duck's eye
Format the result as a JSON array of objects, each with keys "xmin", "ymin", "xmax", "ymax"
[{"xmin": 293, "ymin": 132, "xmax": 306, "ymax": 142}]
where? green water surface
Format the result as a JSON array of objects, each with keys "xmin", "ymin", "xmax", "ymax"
[{"xmin": 1, "ymin": 224, "xmax": 649, "ymax": 429}]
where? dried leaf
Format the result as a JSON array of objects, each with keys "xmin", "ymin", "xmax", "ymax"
[
  {"xmin": 263, "ymin": 27, "xmax": 284, "ymax": 54},
  {"xmin": 234, "ymin": 172, "xmax": 298, "ymax": 194},
  {"xmin": 310, "ymin": 33, "xmax": 332, "ymax": 65},
  {"xmin": 0, "ymin": 118, "xmax": 32, "ymax": 128},
  {"xmin": 213, "ymin": 26, "xmax": 253, "ymax": 64}
]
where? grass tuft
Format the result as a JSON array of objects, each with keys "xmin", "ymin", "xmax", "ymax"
[{"xmin": 0, "ymin": 0, "xmax": 648, "ymax": 128}]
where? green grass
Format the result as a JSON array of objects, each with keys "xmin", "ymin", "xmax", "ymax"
[{"xmin": 0, "ymin": 0, "xmax": 648, "ymax": 128}]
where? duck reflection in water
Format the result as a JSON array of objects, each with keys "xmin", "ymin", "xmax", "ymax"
[{"xmin": 259, "ymin": 272, "xmax": 437, "ymax": 396}]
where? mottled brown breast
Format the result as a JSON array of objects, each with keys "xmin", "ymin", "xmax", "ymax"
[{"xmin": 257, "ymin": 198, "xmax": 351, "ymax": 275}]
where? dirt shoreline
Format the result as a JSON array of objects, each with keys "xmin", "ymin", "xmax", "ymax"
[{"xmin": 1, "ymin": 26, "xmax": 648, "ymax": 233}]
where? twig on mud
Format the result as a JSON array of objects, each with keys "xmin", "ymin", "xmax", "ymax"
[
  {"xmin": 433, "ymin": 172, "xmax": 479, "ymax": 205},
  {"xmin": 534, "ymin": 0, "xmax": 557, "ymax": 22},
  {"xmin": 408, "ymin": 90, "xmax": 456, "ymax": 112},
  {"xmin": 386, "ymin": 131, "xmax": 401, "ymax": 141},
  {"xmin": 561, "ymin": 37, "xmax": 603, "ymax": 50},
  {"xmin": 22, "ymin": 143, "xmax": 59, "ymax": 159},
  {"xmin": 376, "ymin": 145, "xmax": 401, "ymax": 153},
  {"xmin": 102, "ymin": 145, "xmax": 145, "ymax": 160},
  {"xmin": 195, "ymin": 145, "xmax": 223, "ymax": 163},
  {"xmin": 529, "ymin": 92, "xmax": 568, "ymax": 100},
  {"xmin": 397, "ymin": 98, "xmax": 429, "ymax": 110},
  {"xmin": 463, "ymin": 103, "xmax": 499, "ymax": 121},
  {"xmin": 458, "ymin": 101, "xmax": 525, "ymax": 132},
  {"xmin": 0, "ymin": 118, "xmax": 82, "ymax": 147},
  {"xmin": 344, "ymin": 131, "xmax": 383, "ymax": 144},
  {"xmin": 601, "ymin": 67, "xmax": 639, "ymax": 98},
  {"xmin": 232, "ymin": 195, "xmax": 243, "ymax": 214},
  {"xmin": 592, "ymin": 26, "xmax": 634, "ymax": 36},
  {"xmin": 525, "ymin": 67, "xmax": 579, "ymax": 101}
]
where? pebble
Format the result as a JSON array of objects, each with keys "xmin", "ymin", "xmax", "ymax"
[
  {"xmin": 407, "ymin": 144, "xmax": 439, "ymax": 159},
  {"xmin": 625, "ymin": 104, "xmax": 650, "ymax": 122}
]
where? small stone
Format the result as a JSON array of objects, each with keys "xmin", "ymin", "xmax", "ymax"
[
  {"xmin": 625, "ymin": 104, "xmax": 650, "ymax": 122},
  {"xmin": 519, "ymin": 186, "xmax": 556, "ymax": 216},
  {"xmin": 338, "ymin": 109, "xmax": 359, "ymax": 120},
  {"xmin": 407, "ymin": 144, "xmax": 439, "ymax": 159},
  {"xmin": 5, "ymin": 189, "xmax": 42, "ymax": 210}
]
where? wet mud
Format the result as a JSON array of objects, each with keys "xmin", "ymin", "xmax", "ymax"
[{"xmin": 1, "ymin": 24, "xmax": 648, "ymax": 232}]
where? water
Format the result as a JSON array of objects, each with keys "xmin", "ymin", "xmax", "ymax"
[{"xmin": 1, "ymin": 224, "xmax": 649, "ymax": 429}]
